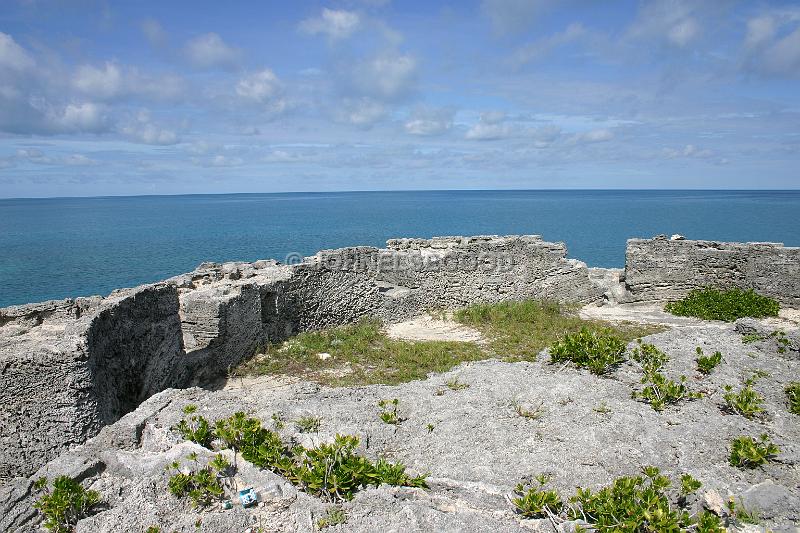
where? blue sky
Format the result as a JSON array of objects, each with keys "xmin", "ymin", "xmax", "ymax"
[{"xmin": 0, "ymin": 0, "xmax": 799, "ymax": 197}]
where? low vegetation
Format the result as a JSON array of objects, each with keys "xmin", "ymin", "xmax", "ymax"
[
  {"xmin": 171, "ymin": 412, "xmax": 427, "ymax": 503},
  {"xmin": 634, "ymin": 372, "xmax": 699, "ymax": 411},
  {"xmin": 316, "ymin": 506, "xmax": 347, "ymax": 529},
  {"xmin": 512, "ymin": 467, "xmax": 724, "ymax": 532},
  {"xmin": 549, "ymin": 327, "xmax": 627, "ymax": 375},
  {"xmin": 295, "ymin": 416, "xmax": 322, "ymax": 433},
  {"xmin": 234, "ymin": 317, "xmax": 485, "ymax": 387},
  {"xmin": 695, "ymin": 347, "xmax": 723, "ymax": 375},
  {"xmin": 664, "ymin": 287, "xmax": 780, "ymax": 322},
  {"xmin": 729, "ymin": 434, "xmax": 780, "ymax": 469},
  {"xmin": 723, "ymin": 379, "xmax": 765, "ymax": 419},
  {"xmin": 455, "ymin": 300, "xmax": 660, "ymax": 361},
  {"xmin": 33, "ymin": 476, "xmax": 101, "ymax": 533},
  {"xmin": 786, "ymin": 382, "xmax": 800, "ymax": 414},
  {"xmin": 234, "ymin": 301, "xmax": 661, "ymax": 387},
  {"xmin": 511, "ymin": 399, "xmax": 545, "ymax": 420},
  {"xmin": 167, "ymin": 453, "xmax": 228, "ymax": 508},
  {"xmin": 377, "ymin": 399, "xmax": 404, "ymax": 425}
]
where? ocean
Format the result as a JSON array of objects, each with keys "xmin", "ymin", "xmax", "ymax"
[{"xmin": 1, "ymin": 190, "xmax": 798, "ymax": 308}]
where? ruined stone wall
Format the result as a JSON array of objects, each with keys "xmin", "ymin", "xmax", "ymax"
[{"xmin": 624, "ymin": 236, "xmax": 800, "ymax": 307}]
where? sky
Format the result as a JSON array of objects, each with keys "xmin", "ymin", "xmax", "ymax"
[{"xmin": 0, "ymin": 0, "xmax": 799, "ymax": 197}]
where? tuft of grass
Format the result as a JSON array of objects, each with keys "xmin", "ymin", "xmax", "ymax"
[
  {"xmin": 512, "ymin": 399, "xmax": 545, "ymax": 420},
  {"xmin": 445, "ymin": 377, "xmax": 469, "ymax": 391},
  {"xmin": 729, "ymin": 434, "xmax": 780, "ymax": 469},
  {"xmin": 695, "ymin": 347, "xmax": 722, "ymax": 375},
  {"xmin": 723, "ymin": 379, "xmax": 765, "ymax": 419},
  {"xmin": 593, "ymin": 402, "xmax": 611, "ymax": 414},
  {"xmin": 665, "ymin": 287, "xmax": 779, "ymax": 322},
  {"xmin": 786, "ymin": 382, "xmax": 800, "ymax": 414},
  {"xmin": 295, "ymin": 416, "xmax": 322, "ymax": 433},
  {"xmin": 316, "ymin": 506, "xmax": 347, "ymax": 529},
  {"xmin": 234, "ymin": 317, "xmax": 485, "ymax": 387},
  {"xmin": 549, "ymin": 328, "xmax": 627, "ymax": 375},
  {"xmin": 455, "ymin": 300, "xmax": 661, "ymax": 361}
]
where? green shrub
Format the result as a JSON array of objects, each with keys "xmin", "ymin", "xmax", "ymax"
[
  {"xmin": 549, "ymin": 328, "xmax": 627, "ymax": 375},
  {"xmin": 167, "ymin": 453, "xmax": 227, "ymax": 508},
  {"xmin": 174, "ymin": 412, "xmax": 427, "ymax": 503},
  {"xmin": 727, "ymin": 498, "xmax": 761, "ymax": 525},
  {"xmin": 679, "ymin": 474, "xmax": 701, "ymax": 496},
  {"xmin": 512, "ymin": 479, "xmax": 562, "ymax": 518},
  {"xmin": 567, "ymin": 467, "xmax": 690, "ymax": 532},
  {"xmin": 173, "ymin": 414, "xmax": 214, "ymax": 449},
  {"xmin": 695, "ymin": 510, "xmax": 726, "ymax": 533},
  {"xmin": 729, "ymin": 434, "xmax": 780, "ymax": 468},
  {"xmin": 723, "ymin": 380, "xmax": 764, "ymax": 419},
  {"xmin": 33, "ymin": 476, "xmax": 101, "ymax": 533},
  {"xmin": 630, "ymin": 341, "xmax": 669, "ymax": 374},
  {"xmin": 664, "ymin": 287, "xmax": 779, "ymax": 322},
  {"xmin": 695, "ymin": 347, "xmax": 722, "ymax": 375},
  {"xmin": 295, "ymin": 416, "xmax": 322, "ymax": 433},
  {"xmin": 634, "ymin": 372, "xmax": 700, "ymax": 411},
  {"xmin": 786, "ymin": 382, "xmax": 800, "ymax": 414}
]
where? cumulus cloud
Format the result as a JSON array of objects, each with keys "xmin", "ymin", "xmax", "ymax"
[
  {"xmin": 404, "ymin": 106, "xmax": 455, "ymax": 136},
  {"xmin": 53, "ymin": 102, "xmax": 110, "ymax": 133},
  {"xmin": 183, "ymin": 33, "xmax": 240, "ymax": 70},
  {"xmin": 349, "ymin": 53, "xmax": 417, "ymax": 101},
  {"xmin": 333, "ymin": 97, "xmax": 386, "ymax": 127},
  {"xmin": 235, "ymin": 69, "xmax": 288, "ymax": 113},
  {"xmin": 465, "ymin": 112, "xmax": 513, "ymax": 140},
  {"xmin": 300, "ymin": 8, "xmax": 361, "ymax": 41},
  {"xmin": 120, "ymin": 111, "xmax": 180, "ymax": 145}
]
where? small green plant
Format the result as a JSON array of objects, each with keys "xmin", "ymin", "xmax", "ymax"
[
  {"xmin": 512, "ymin": 477, "xmax": 562, "ymax": 519},
  {"xmin": 445, "ymin": 378, "xmax": 469, "ymax": 391},
  {"xmin": 378, "ymin": 399, "xmax": 404, "ymax": 425},
  {"xmin": 695, "ymin": 510, "xmax": 726, "ymax": 532},
  {"xmin": 723, "ymin": 379, "xmax": 764, "ymax": 419},
  {"xmin": 727, "ymin": 497, "xmax": 760, "ymax": 525},
  {"xmin": 271, "ymin": 413, "xmax": 285, "ymax": 430},
  {"xmin": 316, "ymin": 506, "xmax": 347, "ymax": 529},
  {"xmin": 167, "ymin": 453, "xmax": 227, "ymax": 508},
  {"xmin": 785, "ymin": 382, "xmax": 800, "ymax": 414},
  {"xmin": 695, "ymin": 347, "xmax": 722, "ymax": 375},
  {"xmin": 296, "ymin": 416, "xmax": 322, "ymax": 433},
  {"xmin": 173, "ymin": 414, "xmax": 214, "ymax": 449},
  {"xmin": 630, "ymin": 340, "xmax": 669, "ymax": 374},
  {"xmin": 729, "ymin": 434, "xmax": 780, "ymax": 468},
  {"xmin": 593, "ymin": 402, "xmax": 611, "ymax": 414},
  {"xmin": 741, "ymin": 333, "xmax": 765, "ymax": 344},
  {"xmin": 33, "ymin": 476, "xmax": 101, "ymax": 533},
  {"xmin": 679, "ymin": 474, "xmax": 701, "ymax": 496},
  {"xmin": 145, "ymin": 527, "xmax": 160, "ymax": 533},
  {"xmin": 549, "ymin": 327, "xmax": 627, "ymax": 375},
  {"xmin": 425, "ymin": 423, "xmax": 435, "ymax": 433},
  {"xmin": 664, "ymin": 287, "xmax": 779, "ymax": 322},
  {"xmin": 567, "ymin": 467, "xmax": 690, "ymax": 532},
  {"xmin": 634, "ymin": 372, "xmax": 700, "ymax": 411},
  {"xmin": 512, "ymin": 399, "xmax": 545, "ymax": 420}
]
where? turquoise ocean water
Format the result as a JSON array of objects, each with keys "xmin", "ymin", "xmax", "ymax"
[{"xmin": 1, "ymin": 190, "xmax": 798, "ymax": 308}]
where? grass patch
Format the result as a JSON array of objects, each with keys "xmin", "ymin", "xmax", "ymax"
[
  {"xmin": 234, "ymin": 301, "xmax": 662, "ymax": 387},
  {"xmin": 455, "ymin": 300, "xmax": 661, "ymax": 361},
  {"xmin": 664, "ymin": 287, "xmax": 779, "ymax": 322},
  {"xmin": 549, "ymin": 328, "xmax": 627, "ymax": 375},
  {"xmin": 234, "ymin": 317, "xmax": 485, "ymax": 387}
]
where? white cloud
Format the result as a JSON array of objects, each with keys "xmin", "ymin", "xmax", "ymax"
[
  {"xmin": 73, "ymin": 62, "xmax": 123, "ymax": 99},
  {"xmin": 63, "ymin": 154, "xmax": 97, "ymax": 166},
  {"xmin": 350, "ymin": 54, "xmax": 417, "ymax": 100},
  {"xmin": 300, "ymin": 8, "xmax": 361, "ymax": 41},
  {"xmin": 120, "ymin": 112, "xmax": 180, "ymax": 145},
  {"xmin": 334, "ymin": 97, "xmax": 386, "ymax": 127},
  {"xmin": 742, "ymin": 11, "xmax": 800, "ymax": 78},
  {"xmin": 235, "ymin": 69, "xmax": 287, "ymax": 113},
  {"xmin": 209, "ymin": 154, "xmax": 243, "ymax": 167},
  {"xmin": 52, "ymin": 102, "xmax": 110, "ymax": 133},
  {"xmin": 465, "ymin": 112, "xmax": 513, "ymax": 140},
  {"xmin": 511, "ymin": 23, "xmax": 585, "ymax": 66},
  {"xmin": 577, "ymin": 128, "xmax": 614, "ymax": 143},
  {"xmin": 627, "ymin": 0, "xmax": 701, "ymax": 48},
  {"xmin": 0, "ymin": 32, "xmax": 34, "ymax": 71},
  {"xmin": 72, "ymin": 61, "xmax": 185, "ymax": 102},
  {"xmin": 183, "ymin": 33, "xmax": 240, "ymax": 70},
  {"xmin": 663, "ymin": 144, "xmax": 713, "ymax": 159},
  {"xmin": 404, "ymin": 107, "xmax": 455, "ymax": 136}
]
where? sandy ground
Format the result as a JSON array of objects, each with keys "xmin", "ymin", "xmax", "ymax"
[{"xmin": 386, "ymin": 314, "xmax": 486, "ymax": 343}]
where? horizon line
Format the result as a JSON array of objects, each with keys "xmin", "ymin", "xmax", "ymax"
[{"xmin": 3, "ymin": 187, "xmax": 800, "ymax": 201}]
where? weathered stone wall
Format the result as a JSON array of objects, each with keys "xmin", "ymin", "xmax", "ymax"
[{"xmin": 624, "ymin": 236, "xmax": 800, "ymax": 306}]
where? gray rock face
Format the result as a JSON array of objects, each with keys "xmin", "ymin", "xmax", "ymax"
[
  {"xmin": 1, "ymin": 321, "xmax": 798, "ymax": 532},
  {"xmin": 624, "ymin": 237, "xmax": 800, "ymax": 306},
  {"xmin": 0, "ymin": 235, "xmax": 600, "ymax": 482}
]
